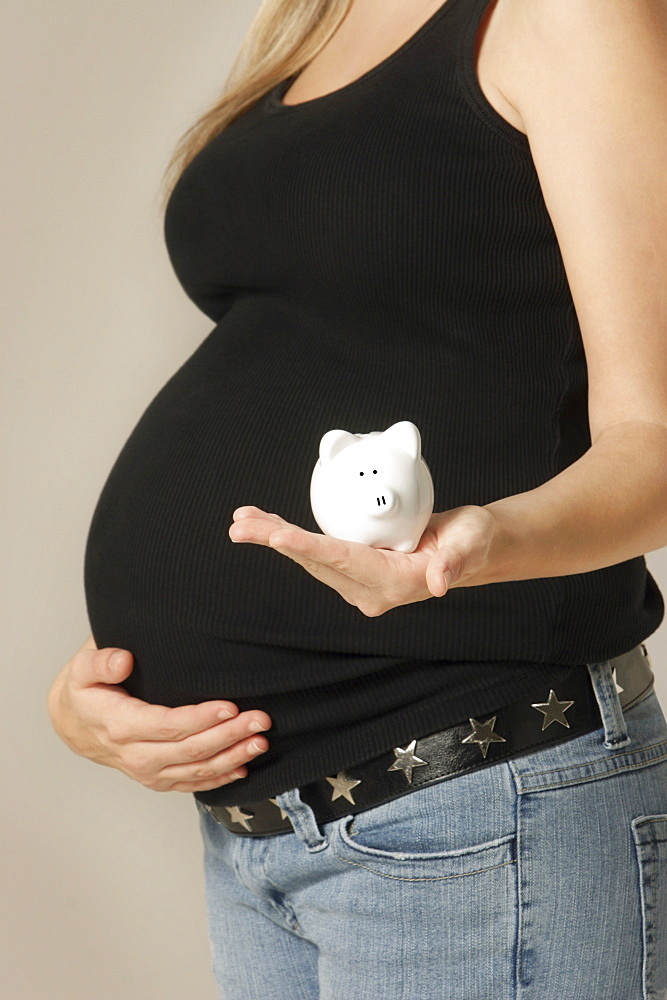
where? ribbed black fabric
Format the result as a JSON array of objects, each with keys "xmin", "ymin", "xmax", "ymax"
[{"xmin": 84, "ymin": 0, "xmax": 663, "ymax": 806}]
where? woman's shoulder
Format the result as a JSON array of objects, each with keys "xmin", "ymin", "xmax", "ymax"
[{"xmin": 486, "ymin": 0, "xmax": 667, "ymax": 135}]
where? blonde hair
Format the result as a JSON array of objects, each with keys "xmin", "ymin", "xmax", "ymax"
[{"xmin": 159, "ymin": 0, "xmax": 353, "ymax": 214}]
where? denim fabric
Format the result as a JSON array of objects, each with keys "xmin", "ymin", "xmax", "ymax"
[{"xmin": 197, "ymin": 660, "xmax": 667, "ymax": 999}]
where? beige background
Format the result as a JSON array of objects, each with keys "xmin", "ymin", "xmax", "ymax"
[{"xmin": 2, "ymin": 2, "xmax": 666, "ymax": 998}]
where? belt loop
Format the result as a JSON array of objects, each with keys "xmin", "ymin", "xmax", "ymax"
[
  {"xmin": 275, "ymin": 788, "xmax": 329, "ymax": 852},
  {"xmin": 586, "ymin": 660, "xmax": 631, "ymax": 749}
]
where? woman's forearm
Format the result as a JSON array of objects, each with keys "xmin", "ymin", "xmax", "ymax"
[{"xmin": 475, "ymin": 420, "xmax": 667, "ymax": 586}]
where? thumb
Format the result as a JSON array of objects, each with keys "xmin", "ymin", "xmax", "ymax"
[
  {"xmin": 425, "ymin": 548, "xmax": 455, "ymax": 598},
  {"xmin": 100, "ymin": 648, "xmax": 134, "ymax": 683},
  {"xmin": 72, "ymin": 638, "xmax": 134, "ymax": 688},
  {"xmin": 68, "ymin": 635, "xmax": 134, "ymax": 688}
]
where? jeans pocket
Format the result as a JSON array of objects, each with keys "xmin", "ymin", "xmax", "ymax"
[
  {"xmin": 332, "ymin": 811, "xmax": 516, "ymax": 881},
  {"xmin": 632, "ymin": 814, "xmax": 667, "ymax": 1000},
  {"xmin": 329, "ymin": 762, "xmax": 517, "ymax": 882}
]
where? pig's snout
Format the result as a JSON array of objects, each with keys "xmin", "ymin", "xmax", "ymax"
[{"xmin": 369, "ymin": 486, "xmax": 397, "ymax": 517}]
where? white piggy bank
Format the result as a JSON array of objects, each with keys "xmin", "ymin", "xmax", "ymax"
[{"xmin": 310, "ymin": 420, "xmax": 434, "ymax": 552}]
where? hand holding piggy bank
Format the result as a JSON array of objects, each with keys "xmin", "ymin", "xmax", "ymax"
[{"xmin": 310, "ymin": 420, "xmax": 434, "ymax": 552}]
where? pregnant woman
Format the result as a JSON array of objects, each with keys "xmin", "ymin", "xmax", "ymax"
[{"xmin": 48, "ymin": 0, "xmax": 667, "ymax": 997}]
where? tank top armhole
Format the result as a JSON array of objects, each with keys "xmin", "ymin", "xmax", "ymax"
[{"xmin": 455, "ymin": 0, "xmax": 531, "ymax": 152}]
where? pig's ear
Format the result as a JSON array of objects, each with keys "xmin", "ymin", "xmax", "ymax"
[
  {"xmin": 319, "ymin": 429, "xmax": 358, "ymax": 464},
  {"xmin": 383, "ymin": 421, "xmax": 421, "ymax": 459}
]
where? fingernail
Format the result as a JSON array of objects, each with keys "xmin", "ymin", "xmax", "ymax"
[
  {"xmin": 109, "ymin": 651, "xmax": 124, "ymax": 671},
  {"xmin": 248, "ymin": 720, "xmax": 264, "ymax": 732},
  {"xmin": 250, "ymin": 740, "xmax": 266, "ymax": 754},
  {"xmin": 218, "ymin": 708, "xmax": 235, "ymax": 720},
  {"xmin": 443, "ymin": 569, "xmax": 452, "ymax": 590}
]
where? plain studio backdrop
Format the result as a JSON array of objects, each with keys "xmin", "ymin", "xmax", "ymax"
[{"xmin": 2, "ymin": 3, "xmax": 666, "ymax": 998}]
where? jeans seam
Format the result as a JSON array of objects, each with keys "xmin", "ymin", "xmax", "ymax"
[
  {"xmin": 514, "ymin": 779, "xmax": 529, "ymax": 995},
  {"xmin": 633, "ymin": 815, "xmax": 667, "ymax": 832},
  {"xmin": 514, "ymin": 737, "xmax": 667, "ymax": 779},
  {"xmin": 517, "ymin": 750, "xmax": 667, "ymax": 794},
  {"xmin": 330, "ymin": 850, "xmax": 517, "ymax": 882}
]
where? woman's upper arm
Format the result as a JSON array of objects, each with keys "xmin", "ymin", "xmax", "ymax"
[{"xmin": 496, "ymin": 0, "xmax": 667, "ymax": 444}]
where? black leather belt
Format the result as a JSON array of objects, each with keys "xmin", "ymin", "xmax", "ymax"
[{"xmin": 202, "ymin": 644, "xmax": 655, "ymax": 837}]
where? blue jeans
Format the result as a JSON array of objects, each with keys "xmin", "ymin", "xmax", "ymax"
[{"xmin": 196, "ymin": 660, "xmax": 667, "ymax": 1000}]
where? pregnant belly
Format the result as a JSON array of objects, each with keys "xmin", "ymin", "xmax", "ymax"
[{"xmin": 82, "ymin": 298, "xmax": 432, "ymax": 706}]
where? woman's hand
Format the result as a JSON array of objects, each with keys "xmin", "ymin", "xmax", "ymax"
[
  {"xmin": 47, "ymin": 635, "xmax": 272, "ymax": 793},
  {"xmin": 229, "ymin": 505, "xmax": 497, "ymax": 617}
]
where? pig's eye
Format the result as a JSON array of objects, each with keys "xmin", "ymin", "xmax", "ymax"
[
  {"xmin": 359, "ymin": 471, "xmax": 364, "ymax": 476},
  {"xmin": 373, "ymin": 470, "xmax": 377, "ymax": 474}
]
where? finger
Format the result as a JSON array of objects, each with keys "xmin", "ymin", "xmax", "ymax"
[
  {"xmin": 114, "ymin": 700, "xmax": 271, "ymax": 746},
  {"xmin": 231, "ymin": 514, "xmax": 367, "ymax": 580},
  {"xmin": 167, "ymin": 767, "xmax": 250, "ymax": 794},
  {"xmin": 157, "ymin": 731, "xmax": 270, "ymax": 788},
  {"xmin": 145, "ymin": 708, "xmax": 272, "ymax": 751},
  {"xmin": 231, "ymin": 507, "xmax": 288, "ymax": 526},
  {"xmin": 229, "ymin": 511, "xmax": 296, "ymax": 546}
]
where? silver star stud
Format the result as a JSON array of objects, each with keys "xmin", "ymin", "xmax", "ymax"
[
  {"xmin": 269, "ymin": 797, "xmax": 289, "ymax": 820},
  {"xmin": 461, "ymin": 716, "xmax": 507, "ymax": 759},
  {"xmin": 387, "ymin": 739, "xmax": 429, "ymax": 784},
  {"xmin": 325, "ymin": 771, "xmax": 361, "ymax": 804},
  {"xmin": 611, "ymin": 666, "xmax": 624, "ymax": 696},
  {"xmin": 225, "ymin": 805, "xmax": 254, "ymax": 831},
  {"xmin": 531, "ymin": 690, "xmax": 575, "ymax": 730}
]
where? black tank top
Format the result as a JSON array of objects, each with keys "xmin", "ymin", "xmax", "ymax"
[{"xmin": 83, "ymin": 0, "xmax": 663, "ymax": 806}]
